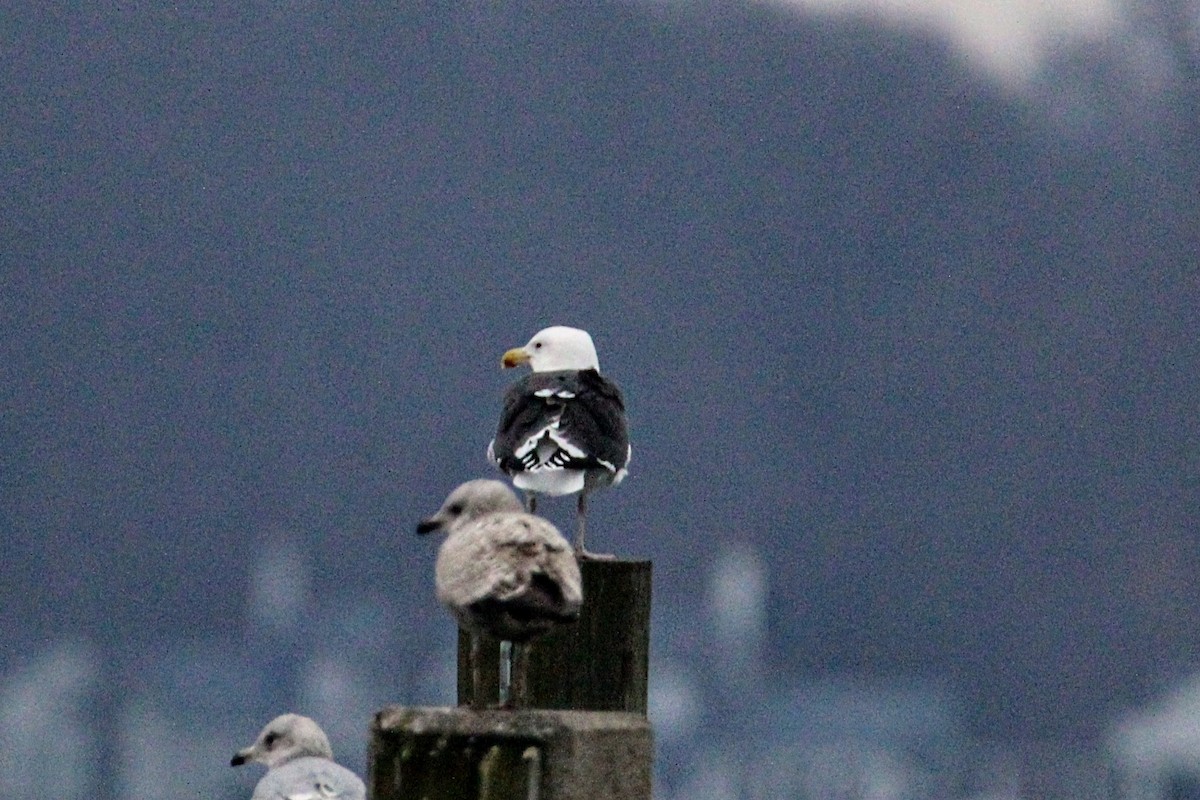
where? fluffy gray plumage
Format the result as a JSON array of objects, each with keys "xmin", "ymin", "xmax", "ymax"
[
  {"xmin": 231, "ymin": 713, "xmax": 365, "ymax": 800},
  {"xmin": 417, "ymin": 479, "xmax": 583, "ymax": 642}
]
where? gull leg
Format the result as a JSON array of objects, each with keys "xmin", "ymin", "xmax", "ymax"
[
  {"xmin": 526, "ymin": 493, "xmax": 538, "ymax": 514},
  {"xmin": 499, "ymin": 640, "xmax": 513, "ymax": 708},
  {"xmin": 575, "ymin": 491, "xmax": 615, "ymax": 560},
  {"xmin": 470, "ymin": 632, "xmax": 483, "ymax": 710},
  {"xmin": 511, "ymin": 642, "xmax": 529, "ymax": 709}
]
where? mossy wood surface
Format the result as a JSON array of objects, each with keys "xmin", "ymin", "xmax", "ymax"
[{"xmin": 369, "ymin": 707, "xmax": 652, "ymax": 800}]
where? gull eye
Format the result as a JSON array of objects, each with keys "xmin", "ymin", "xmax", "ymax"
[
  {"xmin": 447, "ymin": 503, "xmax": 464, "ymax": 515},
  {"xmin": 264, "ymin": 732, "xmax": 280, "ymax": 747},
  {"xmin": 533, "ymin": 342, "xmax": 543, "ymax": 349}
]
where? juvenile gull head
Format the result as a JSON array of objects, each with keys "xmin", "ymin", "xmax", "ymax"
[
  {"xmin": 231, "ymin": 713, "xmax": 332, "ymax": 768},
  {"xmin": 416, "ymin": 478, "xmax": 523, "ymax": 535}
]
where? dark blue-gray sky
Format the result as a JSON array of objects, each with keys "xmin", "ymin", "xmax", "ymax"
[{"xmin": 2, "ymin": 1, "xmax": 1198, "ymax": 743}]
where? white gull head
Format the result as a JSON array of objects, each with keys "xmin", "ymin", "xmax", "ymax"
[
  {"xmin": 502, "ymin": 326, "xmax": 600, "ymax": 372},
  {"xmin": 231, "ymin": 713, "xmax": 334, "ymax": 769}
]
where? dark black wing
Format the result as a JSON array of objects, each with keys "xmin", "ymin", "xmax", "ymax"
[
  {"xmin": 491, "ymin": 370, "xmax": 629, "ymax": 474},
  {"xmin": 491, "ymin": 372, "xmax": 565, "ymax": 465},
  {"xmin": 565, "ymin": 369, "xmax": 629, "ymax": 471}
]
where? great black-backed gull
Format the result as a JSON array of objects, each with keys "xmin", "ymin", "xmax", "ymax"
[
  {"xmin": 231, "ymin": 713, "xmax": 365, "ymax": 800},
  {"xmin": 487, "ymin": 325, "xmax": 630, "ymax": 559},
  {"xmin": 417, "ymin": 479, "xmax": 583, "ymax": 708}
]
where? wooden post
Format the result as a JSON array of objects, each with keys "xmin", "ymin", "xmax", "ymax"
[
  {"xmin": 456, "ymin": 631, "xmax": 503, "ymax": 708},
  {"xmin": 369, "ymin": 707, "xmax": 652, "ymax": 800},
  {"xmin": 457, "ymin": 560, "xmax": 652, "ymax": 713},
  {"xmin": 369, "ymin": 559, "xmax": 654, "ymax": 799}
]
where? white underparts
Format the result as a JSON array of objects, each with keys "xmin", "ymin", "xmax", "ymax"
[
  {"xmin": 507, "ymin": 421, "xmax": 622, "ymax": 496},
  {"xmin": 514, "ymin": 469, "xmax": 586, "ymax": 496}
]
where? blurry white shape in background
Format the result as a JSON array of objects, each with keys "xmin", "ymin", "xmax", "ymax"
[
  {"xmin": 648, "ymin": 657, "xmax": 702, "ymax": 745},
  {"xmin": 0, "ymin": 641, "xmax": 98, "ymax": 798},
  {"xmin": 249, "ymin": 533, "xmax": 312, "ymax": 635},
  {"xmin": 708, "ymin": 541, "xmax": 768, "ymax": 689},
  {"xmin": 760, "ymin": 0, "xmax": 1125, "ymax": 83},
  {"xmin": 1111, "ymin": 671, "xmax": 1200, "ymax": 797},
  {"xmin": 674, "ymin": 748, "xmax": 742, "ymax": 800}
]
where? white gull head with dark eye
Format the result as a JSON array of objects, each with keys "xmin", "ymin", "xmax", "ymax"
[
  {"xmin": 230, "ymin": 712, "xmax": 366, "ymax": 800},
  {"xmin": 231, "ymin": 713, "xmax": 333, "ymax": 769},
  {"xmin": 502, "ymin": 326, "xmax": 600, "ymax": 372}
]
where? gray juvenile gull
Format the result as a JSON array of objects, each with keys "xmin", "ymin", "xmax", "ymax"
[
  {"xmin": 231, "ymin": 713, "xmax": 365, "ymax": 800},
  {"xmin": 487, "ymin": 325, "xmax": 630, "ymax": 559},
  {"xmin": 417, "ymin": 479, "xmax": 583, "ymax": 708}
]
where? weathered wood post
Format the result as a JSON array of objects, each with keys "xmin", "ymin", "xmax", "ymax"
[
  {"xmin": 369, "ymin": 559, "xmax": 653, "ymax": 800},
  {"xmin": 459, "ymin": 560, "xmax": 651, "ymax": 712}
]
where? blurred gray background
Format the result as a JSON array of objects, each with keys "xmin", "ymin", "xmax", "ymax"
[{"xmin": 2, "ymin": 2, "xmax": 1198, "ymax": 798}]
